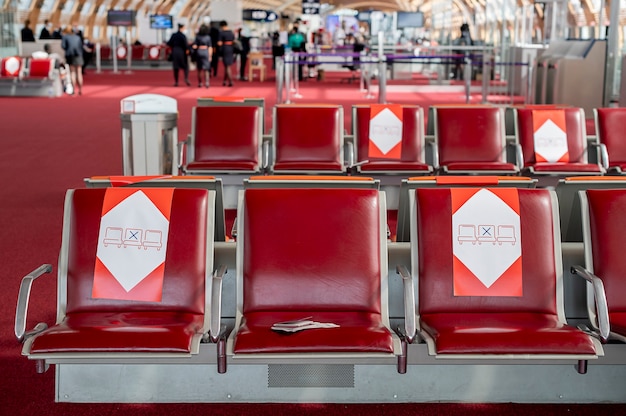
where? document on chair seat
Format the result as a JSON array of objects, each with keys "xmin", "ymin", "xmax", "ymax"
[{"xmin": 271, "ymin": 317, "xmax": 339, "ymax": 333}]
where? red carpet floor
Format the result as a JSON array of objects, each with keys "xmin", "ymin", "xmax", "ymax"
[{"xmin": 0, "ymin": 69, "xmax": 619, "ymax": 414}]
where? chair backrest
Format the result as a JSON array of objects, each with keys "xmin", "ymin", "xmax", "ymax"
[
  {"xmin": 555, "ymin": 176, "xmax": 626, "ymax": 242},
  {"xmin": 244, "ymin": 175, "xmax": 379, "ymax": 189},
  {"xmin": 1, "ymin": 56, "xmax": 23, "ymax": 77},
  {"xmin": 516, "ymin": 107, "xmax": 587, "ymax": 165},
  {"xmin": 412, "ymin": 187, "xmax": 562, "ymax": 318},
  {"xmin": 595, "ymin": 108, "xmax": 626, "ymax": 168},
  {"xmin": 84, "ymin": 175, "xmax": 227, "ymax": 242},
  {"xmin": 62, "ymin": 188, "xmax": 213, "ymax": 322},
  {"xmin": 395, "ymin": 176, "xmax": 537, "ymax": 242},
  {"xmin": 27, "ymin": 58, "xmax": 53, "ymax": 78},
  {"xmin": 189, "ymin": 105, "xmax": 262, "ymax": 169},
  {"xmin": 238, "ymin": 187, "xmax": 385, "ymax": 315},
  {"xmin": 353, "ymin": 105, "xmax": 426, "ymax": 163},
  {"xmin": 131, "ymin": 45, "xmax": 145, "ymax": 60},
  {"xmin": 272, "ymin": 104, "xmax": 344, "ymax": 173},
  {"xmin": 434, "ymin": 106, "xmax": 507, "ymax": 166},
  {"xmin": 249, "ymin": 52, "xmax": 265, "ymax": 68},
  {"xmin": 582, "ymin": 189, "xmax": 626, "ymax": 313}
]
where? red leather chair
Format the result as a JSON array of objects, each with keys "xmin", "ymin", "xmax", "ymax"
[
  {"xmin": 15, "ymin": 188, "xmax": 223, "ymax": 373},
  {"xmin": 132, "ymin": 45, "xmax": 146, "ymax": 61},
  {"xmin": 227, "ymin": 187, "xmax": 409, "ymax": 372},
  {"xmin": 27, "ymin": 58, "xmax": 54, "ymax": 78},
  {"xmin": 594, "ymin": 108, "xmax": 626, "ymax": 174},
  {"xmin": 405, "ymin": 187, "xmax": 602, "ymax": 373},
  {"xmin": 0, "ymin": 56, "xmax": 23, "ymax": 78},
  {"xmin": 515, "ymin": 107, "xmax": 604, "ymax": 176},
  {"xmin": 433, "ymin": 106, "xmax": 519, "ymax": 175},
  {"xmin": 572, "ymin": 189, "xmax": 626, "ymax": 343},
  {"xmin": 270, "ymin": 104, "xmax": 346, "ymax": 174},
  {"xmin": 182, "ymin": 106, "xmax": 263, "ymax": 174},
  {"xmin": 100, "ymin": 45, "xmax": 112, "ymax": 61},
  {"xmin": 351, "ymin": 105, "xmax": 432, "ymax": 175}
]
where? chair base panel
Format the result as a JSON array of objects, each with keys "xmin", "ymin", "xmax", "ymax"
[{"xmin": 51, "ymin": 348, "xmax": 626, "ymax": 403}]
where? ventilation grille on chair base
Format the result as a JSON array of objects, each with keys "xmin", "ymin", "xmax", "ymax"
[{"xmin": 267, "ymin": 364, "xmax": 355, "ymax": 388}]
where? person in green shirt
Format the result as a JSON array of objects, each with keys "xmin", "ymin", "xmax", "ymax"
[{"xmin": 288, "ymin": 20, "xmax": 306, "ymax": 81}]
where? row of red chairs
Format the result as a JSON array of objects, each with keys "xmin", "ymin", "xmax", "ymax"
[
  {"xmin": 99, "ymin": 45, "xmax": 170, "ymax": 62},
  {"xmin": 180, "ymin": 103, "xmax": 626, "ymax": 179},
  {"xmin": 0, "ymin": 56, "xmax": 57, "ymax": 80},
  {"xmin": 15, "ymin": 177, "xmax": 626, "ymax": 380}
]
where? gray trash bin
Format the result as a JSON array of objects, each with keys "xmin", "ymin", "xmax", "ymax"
[{"xmin": 120, "ymin": 94, "xmax": 178, "ymax": 175}]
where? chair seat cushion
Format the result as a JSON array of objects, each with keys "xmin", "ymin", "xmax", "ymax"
[
  {"xmin": 186, "ymin": 161, "xmax": 259, "ymax": 172},
  {"xmin": 610, "ymin": 312, "xmax": 626, "ymax": 337},
  {"xmin": 443, "ymin": 162, "xmax": 518, "ymax": 172},
  {"xmin": 360, "ymin": 161, "xmax": 431, "ymax": 172},
  {"xmin": 420, "ymin": 313, "xmax": 598, "ymax": 355},
  {"xmin": 29, "ymin": 312, "xmax": 204, "ymax": 354},
  {"xmin": 528, "ymin": 163, "xmax": 602, "ymax": 173},
  {"xmin": 272, "ymin": 162, "xmax": 344, "ymax": 172},
  {"xmin": 233, "ymin": 311, "xmax": 395, "ymax": 354}
]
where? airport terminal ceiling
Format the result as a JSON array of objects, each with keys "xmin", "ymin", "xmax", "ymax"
[{"xmin": 2, "ymin": 0, "xmax": 626, "ymax": 42}]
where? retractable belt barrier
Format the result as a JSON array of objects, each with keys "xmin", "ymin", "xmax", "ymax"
[{"xmin": 280, "ymin": 50, "xmax": 532, "ymax": 106}]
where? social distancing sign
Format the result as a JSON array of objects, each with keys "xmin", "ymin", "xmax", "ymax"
[
  {"xmin": 451, "ymin": 188, "xmax": 522, "ymax": 297},
  {"xmin": 368, "ymin": 104, "xmax": 403, "ymax": 159},
  {"xmin": 92, "ymin": 188, "xmax": 174, "ymax": 302},
  {"xmin": 532, "ymin": 109, "xmax": 569, "ymax": 163}
]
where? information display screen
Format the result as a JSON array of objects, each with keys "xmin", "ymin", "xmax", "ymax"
[
  {"xmin": 150, "ymin": 14, "xmax": 173, "ymax": 29},
  {"xmin": 396, "ymin": 12, "xmax": 424, "ymax": 29},
  {"xmin": 107, "ymin": 10, "xmax": 136, "ymax": 27}
]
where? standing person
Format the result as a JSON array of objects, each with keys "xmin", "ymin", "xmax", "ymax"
[
  {"xmin": 167, "ymin": 23, "xmax": 190, "ymax": 87},
  {"xmin": 217, "ymin": 20, "xmax": 235, "ymax": 87},
  {"xmin": 237, "ymin": 28, "xmax": 250, "ymax": 81},
  {"xmin": 82, "ymin": 38, "xmax": 95, "ymax": 74},
  {"xmin": 21, "ymin": 20, "xmax": 35, "ymax": 42},
  {"xmin": 209, "ymin": 23, "xmax": 220, "ymax": 77},
  {"xmin": 39, "ymin": 20, "xmax": 52, "ymax": 39},
  {"xmin": 192, "ymin": 24, "xmax": 212, "ymax": 88},
  {"xmin": 288, "ymin": 20, "xmax": 305, "ymax": 81},
  {"xmin": 453, "ymin": 23, "xmax": 473, "ymax": 80},
  {"xmin": 271, "ymin": 31, "xmax": 284, "ymax": 70},
  {"xmin": 61, "ymin": 26, "xmax": 84, "ymax": 95}
]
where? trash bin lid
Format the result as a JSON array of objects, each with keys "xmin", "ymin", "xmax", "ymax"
[{"xmin": 121, "ymin": 94, "xmax": 177, "ymax": 114}]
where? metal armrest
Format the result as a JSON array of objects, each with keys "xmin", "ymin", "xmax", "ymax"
[
  {"xmin": 231, "ymin": 217, "xmax": 237, "ymax": 239},
  {"xmin": 508, "ymin": 142, "xmax": 524, "ymax": 170},
  {"xmin": 177, "ymin": 136, "xmax": 188, "ymax": 174},
  {"xmin": 262, "ymin": 136, "xmax": 271, "ymax": 171},
  {"xmin": 396, "ymin": 264, "xmax": 416, "ymax": 343},
  {"xmin": 597, "ymin": 143, "xmax": 609, "ymax": 171},
  {"xmin": 345, "ymin": 138, "xmax": 355, "ymax": 168},
  {"xmin": 350, "ymin": 160, "xmax": 369, "ymax": 168},
  {"xmin": 210, "ymin": 264, "xmax": 227, "ymax": 342},
  {"xmin": 425, "ymin": 137, "xmax": 438, "ymax": 168},
  {"xmin": 571, "ymin": 265, "xmax": 610, "ymax": 342},
  {"xmin": 15, "ymin": 264, "xmax": 53, "ymax": 342}
]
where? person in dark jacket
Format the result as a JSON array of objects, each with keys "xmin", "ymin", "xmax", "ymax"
[
  {"xmin": 167, "ymin": 23, "xmax": 190, "ymax": 86},
  {"xmin": 192, "ymin": 24, "xmax": 212, "ymax": 88},
  {"xmin": 39, "ymin": 20, "xmax": 52, "ymax": 40},
  {"xmin": 217, "ymin": 20, "xmax": 235, "ymax": 87},
  {"xmin": 237, "ymin": 28, "xmax": 250, "ymax": 81},
  {"xmin": 21, "ymin": 20, "xmax": 35, "ymax": 42},
  {"xmin": 209, "ymin": 23, "xmax": 220, "ymax": 77}
]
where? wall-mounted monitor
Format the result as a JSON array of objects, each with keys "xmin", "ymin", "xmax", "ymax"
[
  {"xmin": 149, "ymin": 14, "xmax": 173, "ymax": 29},
  {"xmin": 396, "ymin": 11, "xmax": 424, "ymax": 29},
  {"xmin": 107, "ymin": 10, "xmax": 136, "ymax": 27}
]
